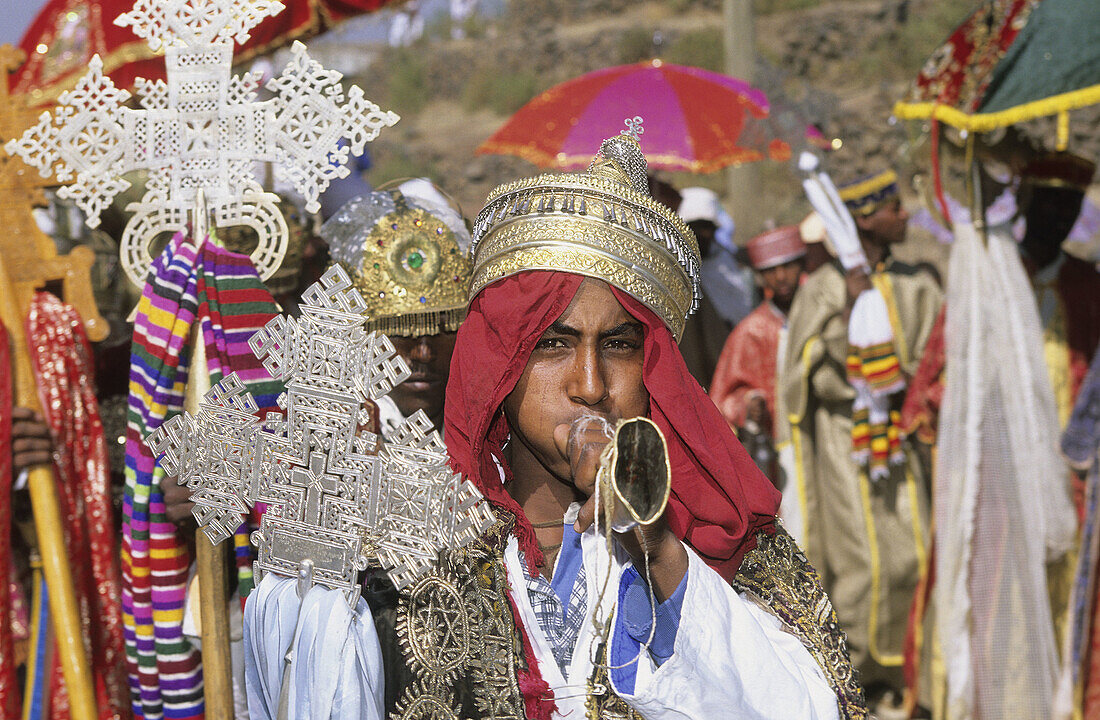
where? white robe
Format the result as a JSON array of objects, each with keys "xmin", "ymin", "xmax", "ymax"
[
  {"xmin": 244, "ymin": 524, "xmax": 840, "ymax": 720},
  {"xmin": 244, "ymin": 576, "xmax": 386, "ymax": 720},
  {"xmin": 505, "ymin": 522, "xmax": 840, "ymax": 720}
]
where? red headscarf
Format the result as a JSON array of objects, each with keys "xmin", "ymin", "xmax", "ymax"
[{"xmin": 445, "ymin": 270, "xmax": 780, "ymax": 582}]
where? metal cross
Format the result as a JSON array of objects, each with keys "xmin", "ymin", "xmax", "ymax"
[
  {"xmin": 621, "ymin": 115, "xmax": 645, "ymax": 141},
  {"xmin": 5, "ymin": 0, "xmax": 399, "ymax": 292},
  {"xmin": 0, "ymin": 45, "xmax": 107, "ymax": 343},
  {"xmin": 290, "ymin": 453, "xmax": 339, "ymax": 526},
  {"xmin": 149, "ymin": 265, "xmax": 496, "ymax": 601},
  {"xmin": 0, "ymin": 44, "xmax": 108, "ymax": 720}
]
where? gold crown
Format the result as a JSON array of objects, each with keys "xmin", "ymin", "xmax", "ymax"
[
  {"xmin": 470, "ymin": 132, "xmax": 700, "ymax": 339},
  {"xmin": 322, "ymin": 186, "xmax": 472, "ymax": 337}
]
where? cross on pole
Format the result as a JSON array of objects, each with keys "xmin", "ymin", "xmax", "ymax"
[
  {"xmin": 0, "ymin": 45, "xmax": 104, "ymax": 720},
  {"xmin": 148, "ymin": 266, "xmax": 497, "ymax": 602},
  {"xmin": 5, "ymin": 0, "xmax": 399, "ymax": 292},
  {"xmin": 7, "ymin": 2, "xmax": 398, "ymax": 716},
  {"xmin": 0, "ymin": 44, "xmax": 107, "ymax": 343}
]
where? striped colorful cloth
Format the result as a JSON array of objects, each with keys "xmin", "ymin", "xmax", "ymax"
[
  {"xmin": 122, "ymin": 232, "xmax": 283, "ymax": 720},
  {"xmin": 847, "ymin": 339, "xmax": 905, "ymax": 479}
]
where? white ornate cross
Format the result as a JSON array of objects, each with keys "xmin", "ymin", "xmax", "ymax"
[
  {"xmin": 6, "ymin": 0, "xmax": 399, "ymax": 292},
  {"xmin": 148, "ymin": 266, "xmax": 496, "ymax": 601},
  {"xmin": 621, "ymin": 115, "xmax": 644, "ymax": 141}
]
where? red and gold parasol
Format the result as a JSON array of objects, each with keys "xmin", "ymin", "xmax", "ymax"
[
  {"xmin": 12, "ymin": 0, "xmax": 406, "ymax": 107},
  {"xmin": 894, "ymin": 0, "xmax": 1100, "ymax": 145}
]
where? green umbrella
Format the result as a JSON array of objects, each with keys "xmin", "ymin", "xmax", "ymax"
[{"xmin": 895, "ymin": 0, "xmax": 1100, "ymax": 146}]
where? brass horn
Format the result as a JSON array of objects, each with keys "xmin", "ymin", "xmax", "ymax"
[{"xmin": 596, "ymin": 417, "xmax": 671, "ymax": 533}]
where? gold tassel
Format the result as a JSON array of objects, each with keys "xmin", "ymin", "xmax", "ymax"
[{"xmin": 1057, "ymin": 110, "xmax": 1070, "ymax": 152}]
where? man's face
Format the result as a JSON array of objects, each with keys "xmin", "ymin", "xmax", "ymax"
[
  {"xmin": 502, "ymin": 278, "xmax": 649, "ymax": 486},
  {"xmin": 758, "ymin": 257, "xmax": 805, "ymax": 307},
  {"xmin": 687, "ymin": 220, "xmax": 717, "ymax": 257},
  {"xmin": 857, "ymin": 198, "xmax": 908, "ymax": 246},
  {"xmin": 388, "ymin": 331, "xmax": 457, "ymax": 425}
]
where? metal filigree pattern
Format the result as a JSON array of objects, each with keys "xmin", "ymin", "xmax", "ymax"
[
  {"xmin": 267, "ymin": 43, "xmax": 399, "ymax": 213},
  {"xmin": 398, "ymin": 571, "xmax": 472, "ymax": 682},
  {"xmin": 5, "ymin": 56, "xmax": 132, "ymax": 227},
  {"xmin": 114, "ymin": 0, "xmax": 286, "ymax": 53},
  {"xmin": 594, "ymin": 131, "xmax": 648, "ymax": 196},
  {"xmin": 620, "ymin": 116, "xmax": 644, "ymax": 142},
  {"xmin": 373, "ymin": 414, "xmax": 496, "ymax": 590},
  {"xmin": 472, "ymin": 241, "xmax": 688, "ymax": 342},
  {"xmin": 147, "ymin": 374, "xmax": 261, "ymax": 543},
  {"xmin": 147, "ymin": 265, "xmax": 496, "ymax": 602},
  {"xmin": 393, "ymin": 680, "xmax": 461, "ymax": 720},
  {"xmin": 5, "ymin": 0, "xmax": 399, "ymax": 291},
  {"xmin": 393, "ymin": 527, "xmax": 526, "ymax": 720},
  {"xmin": 464, "ymin": 552, "xmax": 525, "ymax": 720},
  {"xmin": 732, "ymin": 525, "xmax": 868, "ymax": 719},
  {"xmin": 585, "ymin": 643, "xmax": 642, "ymax": 720}
]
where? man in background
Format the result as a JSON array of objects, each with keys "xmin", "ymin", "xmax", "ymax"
[
  {"xmin": 673, "ymin": 186, "xmax": 747, "ymax": 390},
  {"xmin": 710, "ymin": 225, "xmax": 806, "ymax": 483},
  {"xmin": 781, "ymin": 170, "xmax": 941, "ymax": 712},
  {"xmin": 322, "ymin": 178, "xmax": 473, "ymax": 437}
]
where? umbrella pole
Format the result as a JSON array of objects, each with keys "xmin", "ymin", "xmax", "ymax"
[
  {"xmin": 0, "ymin": 253, "xmax": 98, "ymax": 720},
  {"xmin": 723, "ymin": 0, "xmax": 762, "ymax": 234},
  {"xmin": 965, "ymin": 135, "xmax": 990, "ymax": 248}
]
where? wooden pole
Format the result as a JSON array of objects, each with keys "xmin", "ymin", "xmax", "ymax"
[
  {"xmin": 0, "ymin": 50, "xmax": 105, "ymax": 712},
  {"xmin": 723, "ymin": 0, "xmax": 762, "ymax": 238},
  {"xmin": 183, "ymin": 328, "xmax": 236, "ymax": 720},
  {"xmin": 0, "ymin": 250, "xmax": 98, "ymax": 720}
]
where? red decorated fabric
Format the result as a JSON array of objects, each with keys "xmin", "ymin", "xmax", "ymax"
[
  {"xmin": 709, "ymin": 302, "xmax": 785, "ymax": 435},
  {"xmin": 26, "ymin": 292, "xmax": 128, "ymax": 720},
  {"xmin": 444, "ymin": 270, "xmax": 781, "ymax": 580},
  {"xmin": 14, "ymin": 0, "xmax": 405, "ymax": 106},
  {"xmin": 900, "ymin": 305, "xmax": 947, "ymax": 445},
  {"xmin": 0, "ymin": 319, "xmax": 16, "ymax": 720},
  {"xmin": 899, "ymin": 0, "xmax": 1036, "ymax": 112}
]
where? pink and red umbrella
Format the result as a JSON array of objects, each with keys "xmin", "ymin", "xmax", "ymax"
[{"xmin": 477, "ymin": 60, "xmax": 825, "ymax": 173}]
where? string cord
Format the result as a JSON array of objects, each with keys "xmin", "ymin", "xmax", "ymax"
[{"xmin": 587, "ymin": 452, "xmax": 659, "ymax": 674}]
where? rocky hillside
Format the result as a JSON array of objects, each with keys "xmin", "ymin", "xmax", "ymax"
[{"xmin": 342, "ymin": 0, "xmax": 979, "ymax": 263}]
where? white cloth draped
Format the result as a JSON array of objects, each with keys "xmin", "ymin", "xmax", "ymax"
[
  {"xmin": 244, "ymin": 574, "xmax": 385, "ymax": 720},
  {"xmin": 935, "ymin": 221, "xmax": 1075, "ymax": 719},
  {"xmin": 242, "ymin": 516, "xmax": 839, "ymax": 720}
]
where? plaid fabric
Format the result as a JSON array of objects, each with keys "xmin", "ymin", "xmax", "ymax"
[{"xmin": 520, "ymin": 552, "xmax": 589, "ymax": 673}]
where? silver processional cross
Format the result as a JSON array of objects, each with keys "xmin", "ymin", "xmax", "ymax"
[
  {"xmin": 148, "ymin": 265, "xmax": 496, "ymax": 601},
  {"xmin": 5, "ymin": 0, "xmax": 399, "ymax": 291}
]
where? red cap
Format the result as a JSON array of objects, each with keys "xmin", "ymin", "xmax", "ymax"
[
  {"xmin": 1022, "ymin": 152, "xmax": 1096, "ymax": 192},
  {"xmin": 747, "ymin": 225, "xmax": 806, "ymax": 270}
]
